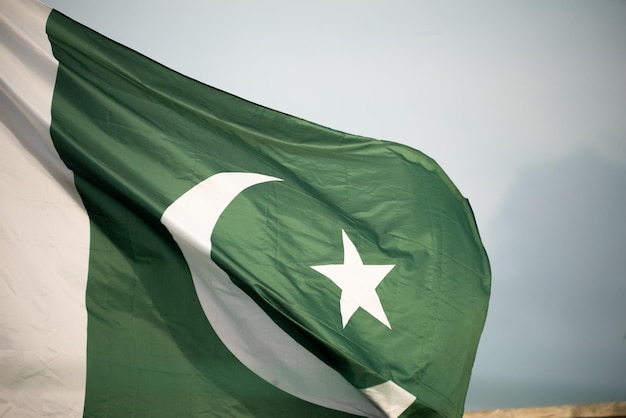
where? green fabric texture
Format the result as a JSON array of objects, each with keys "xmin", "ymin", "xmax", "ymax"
[{"xmin": 46, "ymin": 9, "xmax": 489, "ymax": 418}]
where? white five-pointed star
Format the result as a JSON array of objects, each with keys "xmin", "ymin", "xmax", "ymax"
[{"xmin": 311, "ymin": 230, "xmax": 395, "ymax": 329}]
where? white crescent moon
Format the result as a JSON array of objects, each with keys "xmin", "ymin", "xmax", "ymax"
[{"xmin": 161, "ymin": 172, "xmax": 382, "ymax": 417}]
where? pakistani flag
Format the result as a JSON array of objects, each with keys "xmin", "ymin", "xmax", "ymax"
[{"xmin": 0, "ymin": 0, "xmax": 490, "ymax": 417}]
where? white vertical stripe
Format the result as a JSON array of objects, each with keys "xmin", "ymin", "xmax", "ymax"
[{"xmin": 0, "ymin": 0, "xmax": 89, "ymax": 417}]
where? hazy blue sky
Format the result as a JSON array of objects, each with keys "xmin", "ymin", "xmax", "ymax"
[{"xmin": 43, "ymin": 0, "xmax": 626, "ymax": 411}]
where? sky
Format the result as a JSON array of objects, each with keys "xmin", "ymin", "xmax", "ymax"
[{"xmin": 42, "ymin": 0, "xmax": 626, "ymax": 411}]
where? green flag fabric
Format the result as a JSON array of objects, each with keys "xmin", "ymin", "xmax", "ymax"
[{"xmin": 0, "ymin": 1, "xmax": 490, "ymax": 417}]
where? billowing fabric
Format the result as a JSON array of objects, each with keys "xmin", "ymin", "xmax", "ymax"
[{"xmin": 0, "ymin": 1, "xmax": 490, "ymax": 416}]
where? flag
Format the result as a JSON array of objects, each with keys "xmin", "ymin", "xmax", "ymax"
[{"xmin": 0, "ymin": 0, "xmax": 490, "ymax": 417}]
